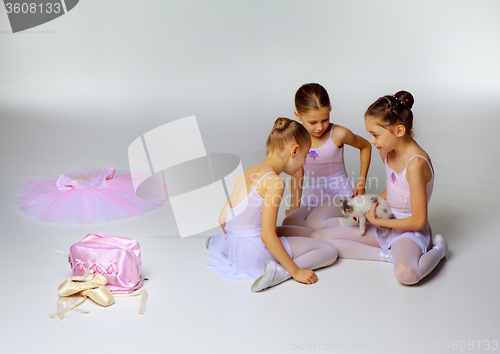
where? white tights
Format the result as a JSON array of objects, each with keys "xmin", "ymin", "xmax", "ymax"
[
  {"xmin": 287, "ymin": 236, "xmax": 338, "ymax": 271},
  {"xmin": 311, "ymin": 225, "xmax": 446, "ymax": 285},
  {"xmin": 282, "ymin": 203, "xmax": 346, "ymax": 230},
  {"xmin": 269, "ymin": 226, "xmax": 338, "ymax": 283}
]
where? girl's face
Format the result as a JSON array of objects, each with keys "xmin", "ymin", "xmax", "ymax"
[
  {"xmin": 295, "ymin": 107, "xmax": 330, "ymax": 138},
  {"xmin": 365, "ymin": 115, "xmax": 400, "ymax": 154}
]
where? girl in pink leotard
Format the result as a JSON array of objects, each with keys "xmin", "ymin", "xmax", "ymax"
[
  {"xmin": 207, "ymin": 118, "xmax": 337, "ymax": 292},
  {"xmin": 282, "ymin": 83, "xmax": 371, "ymax": 231},
  {"xmin": 311, "ymin": 91, "xmax": 448, "ymax": 285}
]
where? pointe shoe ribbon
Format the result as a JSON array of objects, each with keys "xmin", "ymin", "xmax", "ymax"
[
  {"xmin": 49, "ymin": 296, "xmax": 89, "ymax": 320},
  {"xmin": 50, "ymin": 271, "xmax": 115, "ymax": 320},
  {"xmin": 114, "ymin": 289, "xmax": 149, "ymax": 315}
]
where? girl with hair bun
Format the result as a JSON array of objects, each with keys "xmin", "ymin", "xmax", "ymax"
[
  {"xmin": 282, "ymin": 83, "xmax": 372, "ymax": 230},
  {"xmin": 207, "ymin": 118, "xmax": 338, "ymax": 292},
  {"xmin": 311, "ymin": 91, "xmax": 448, "ymax": 285}
]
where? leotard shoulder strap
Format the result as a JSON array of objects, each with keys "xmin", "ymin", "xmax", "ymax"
[
  {"xmin": 229, "ymin": 171, "xmax": 277, "ymax": 209},
  {"xmin": 406, "ymin": 155, "xmax": 434, "ymax": 178}
]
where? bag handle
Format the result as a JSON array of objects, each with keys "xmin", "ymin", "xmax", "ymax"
[{"xmin": 84, "ymin": 232, "xmax": 107, "ymax": 240}]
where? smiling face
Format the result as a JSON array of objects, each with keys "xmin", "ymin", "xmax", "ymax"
[
  {"xmin": 365, "ymin": 115, "xmax": 402, "ymax": 154},
  {"xmin": 295, "ymin": 106, "xmax": 330, "ymax": 138}
]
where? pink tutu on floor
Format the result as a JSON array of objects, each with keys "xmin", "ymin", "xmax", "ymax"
[{"xmin": 19, "ymin": 167, "xmax": 164, "ymax": 224}]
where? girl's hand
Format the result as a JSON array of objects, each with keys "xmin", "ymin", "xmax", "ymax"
[
  {"xmin": 353, "ymin": 183, "xmax": 365, "ymax": 196},
  {"xmin": 365, "ymin": 202, "xmax": 379, "ymax": 225},
  {"xmin": 291, "ymin": 269, "xmax": 318, "ymax": 284}
]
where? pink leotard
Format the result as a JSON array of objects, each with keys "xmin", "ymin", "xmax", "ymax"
[
  {"xmin": 385, "ymin": 155, "xmax": 434, "ymax": 214},
  {"xmin": 370, "ymin": 155, "xmax": 434, "ymax": 253},
  {"xmin": 207, "ymin": 172, "xmax": 293, "ymax": 280},
  {"xmin": 302, "ymin": 125, "xmax": 354, "ymax": 206}
]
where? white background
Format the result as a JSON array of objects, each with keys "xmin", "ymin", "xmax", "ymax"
[{"xmin": 1, "ymin": 1, "xmax": 499, "ymax": 353}]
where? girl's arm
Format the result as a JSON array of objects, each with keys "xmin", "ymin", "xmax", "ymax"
[
  {"xmin": 332, "ymin": 126, "xmax": 371, "ymax": 196},
  {"xmin": 379, "ymin": 153, "xmax": 387, "ymax": 201},
  {"xmin": 366, "ymin": 158, "xmax": 430, "ymax": 231},
  {"xmin": 285, "ymin": 167, "xmax": 304, "ymax": 216},
  {"xmin": 380, "ymin": 189, "xmax": 387, "ymax": 200},
  {"xmin": 218, "ymin": 199, "xmax": 230, "ymax": 233},
  {"xmin": 261, "ymin": 174, "xmax": 317, "ymax": 284}
]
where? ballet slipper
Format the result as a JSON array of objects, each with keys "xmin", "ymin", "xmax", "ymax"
[
  {"xmin": 49, "ymin": 287, "xmax": 114, "ymax": 320},
  {"xmin": 58, "ymin": 270, "xmax": 108, "ymax": 297},
  {"xmin": 251, "ymin": 260, "xmax": 277, "ymax": 293},
  {"xmin": 251, "ymin": 260, "xmax": 291, "ymax": 293},
  {"xmin": 51, "ymin": 271, "xmax": 115, "ymax": 320},
  {"xmin": 82, "ymin": 286, "xmax": 114, "ymax": 307},
  {"xmin": 432, "ymin": 234, "xmax": 448, "ymax": 259}
]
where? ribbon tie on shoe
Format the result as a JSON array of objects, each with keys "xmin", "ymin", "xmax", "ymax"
[
  {"xmin": 50, "ymin": 270, "xmax": 148, "ymax": 319},
  {"xmin": 114, "ymin": 290, "xmax": 148, "ymax": 315},
  {"xmin": 50, "ymin": 270, "xmax": 114, "ymax": 320},
  {"xmin": 49, "ymin": 296, "xmax": 89, "ymax": 321}
]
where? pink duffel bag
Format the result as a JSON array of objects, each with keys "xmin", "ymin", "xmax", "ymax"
[{"xmin": 69, "ymin": 233, "xmax": 144, "ymax": 294}]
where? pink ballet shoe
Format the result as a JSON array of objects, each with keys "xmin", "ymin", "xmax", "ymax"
[
  {"xmin": 82, "ymin": 286, "xmax": 114, "ymax": 307},
  {"xmin": 57, "ymin": 270, "xmax": 108, "ymax": 297},
  {"xmin": 51, "ymin": 272, "xmax": 115, "ymax": 320}
]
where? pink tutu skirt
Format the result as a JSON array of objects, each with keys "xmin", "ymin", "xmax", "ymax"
[{"xmin": 18, "ymin": 167, "xmax": 164, "ymax": 224}]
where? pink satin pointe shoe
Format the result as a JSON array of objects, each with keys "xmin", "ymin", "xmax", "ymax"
[
  {"xmin": 51, "ymin": 272, "xmax": 114, "ymax": 320},
  {"xmin": 82, "ymin": 286, "xmax": 114, "ymax": 307},
  {"xmin": 51, "ymin": 271, "xmax": 117, "ymax": 320},
  {"xmin": 58, "ymin": 270, "xmax": 108, "ymax": 297}
]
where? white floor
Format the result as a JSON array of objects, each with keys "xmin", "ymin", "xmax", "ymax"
[
  {"xmin": 1, "ymin": 82, "xmax": 500, "ymax": 354},
  {"xmin": 2, "ymin": 1, "xmax": 500, "ymax": 353}
]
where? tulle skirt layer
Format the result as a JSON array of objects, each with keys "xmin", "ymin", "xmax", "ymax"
[
  {"xmin": 369, "ymin": 210, "xmax": 432, "ymax": 254},
  {"xmin": 207, "ymin": 227, "xmax": 293, "ymax": 281},
  {"xmin": 18, "ymin": 168, "xmax": 163, "ymax": 224}
]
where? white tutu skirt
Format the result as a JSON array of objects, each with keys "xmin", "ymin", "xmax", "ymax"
[
  {"xmin": 18, "ymin": 167, "xmax": 164, "ymax": 224},
  {"xmin": 369, "ymin": 210, "xmax": 432, "ymax": 254},
  {"xmin": 207, "ymin": 227, "xmax": 293, "ymax": 281}
]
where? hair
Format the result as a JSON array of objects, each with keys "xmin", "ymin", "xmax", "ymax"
[
  {"xmin": 365, "ymin": 90, "xmax": 414, "ymax": 136},
  {"xmin": 266, "ymin": 117, "xmax": 311, "ymax": 155},
  {"xmin": 294, "ymin": 83, "xmax": 331, "ymax": 114}
]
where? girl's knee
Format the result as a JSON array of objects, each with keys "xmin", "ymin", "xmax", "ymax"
[
  {"xmin": 304, "ymin": 217, "xmax": 319, "ymax": 230},
  {"xmin": 327, "ymin": 242, "xmax": 338, "ymax": 261},
  {"xmin": 318, "ymin": 240, "xmax": 338, "ymax": 266},
  {"xmin": 311, "ymin": 230, "xmax": 325, "ymax": 240},
  {"xmin": 394, "ymin": 264, "xmax": 421, "ymax": 285}
]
